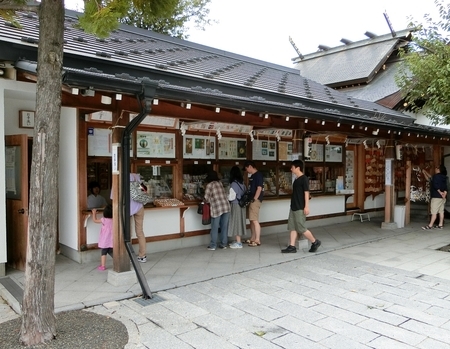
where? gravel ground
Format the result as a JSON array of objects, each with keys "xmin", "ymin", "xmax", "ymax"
[{"xmin": 0, "ymin": 310, "xmax": 128, "ymax": 348}]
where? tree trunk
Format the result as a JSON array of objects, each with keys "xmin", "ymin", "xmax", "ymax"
[{"xmin": 19, "ymin": 0, "xmax": 65, "ymax": 346}]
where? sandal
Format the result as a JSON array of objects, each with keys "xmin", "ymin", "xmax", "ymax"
[
  {"xmin": 248, "ymin": 241, "xmax": 261, "ymax": 247},
  {"xmin": 422, "ymin": 225, "xmax": 432, "ymax": 230}
]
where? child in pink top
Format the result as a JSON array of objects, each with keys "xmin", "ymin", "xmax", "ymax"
[{"xmin": 92, "ymin": 204, "xmax": 113, "ymax": 271}]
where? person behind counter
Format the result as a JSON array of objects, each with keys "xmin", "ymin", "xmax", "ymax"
[
  {"xmin": 87, "ymin": 181, "xmax": 107, "ymax": 209},
  {"xmin": 204, "ymin": 171, "xmax": 230, "ymax": 251}
]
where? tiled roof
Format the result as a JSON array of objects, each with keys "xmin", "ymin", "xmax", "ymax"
[
  {"xmin": 0, "ymin": 11, "xmax": 418, "ymax": 129},
  {"xmin": 294, "ymin": 29, "xmax": 412, "ymax": 87},
  {"xmin": 340, "ymin": 61, "xmax": 402, "ymax": 102}
]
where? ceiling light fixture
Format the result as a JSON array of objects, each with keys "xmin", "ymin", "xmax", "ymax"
[
  {"xmin": 153, "ymin": 98, "xmax": 159, "ymax": 105},
  {"xmin": 240, "ymin": 110, "xmax": 245, "ymax": 116},
  {"xmin": 215, "ymin": 107, "xmax": 220, "ymax": 113}
]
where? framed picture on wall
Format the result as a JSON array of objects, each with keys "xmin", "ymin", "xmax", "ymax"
[{"xmin": 19, "ymin": 110, "xmax": 35, "ymax": 129}]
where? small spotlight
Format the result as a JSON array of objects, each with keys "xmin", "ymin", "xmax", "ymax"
[
  {"xmin": 71, "ymin": 88, "xmax": 79, "ymax": 95},
  {"xmin": 264, "ymin": 113, "xmax": 269, "ymax": 119},
  {"xmin": 337, "ymin": 122, "xmax": 340, "ymax": 127},
  {"xmin": 215, "ymin": 107, "xmax": 220, "ymax": 113},
  {"xmin": 285, "ymin": 116, "xmax": 290, "ymax": 121},
  {"xmin": 153, "ymin": 99, "xmax": 159, "ymax": 105},
  {"xmin": 240, "ymin": 110, "xmax": 245, "ymax": 116},
  {"xmin": 388, "ymin": 130, "xmax": 391, "ymax": 134},
  {"xmin": 186, "ymin": 103, "xmax": 191, "ymax": 109},
  {"xmin": 364, "ymin": 126, "xmax": 367, "ymax": 131},
  {"xmin": 321, "ymin": 120, "xmax": 325, "ymax": 125},
  {"xmin": 115, "ymin": 93, "xmax": 122, "ymax": 100},
  {"xmin": 305, "ymin": 118, "xmax": 308, "ymax": 124},
  {"xmin": 351, "ymin": 125, "xmax": 354, "ymax": 129}
]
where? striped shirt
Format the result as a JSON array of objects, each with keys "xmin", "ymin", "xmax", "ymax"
[{"xmin": 204, "ymin": 181, "xmax": 231, "ymax": 217}]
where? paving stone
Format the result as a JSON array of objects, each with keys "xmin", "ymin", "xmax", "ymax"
[
  {"xmin": 314, "ymin": 316, "xmax": 379, "ymax": 344},
  {"xmin": 358, "ymin": 318, "xmax": 426, "ymax": 346},
  {"xmin": 273, "ymin": 315, "xmax": 333, "ymax": 342},
  {"xmin": 320, "ymin": 333, "xmax": 373, "ymax": 349},
  {"xmin": 272, "ymin": 332, "xmax": 326, "ymax": 349},
  {"xmin": 367, "ymin": 335, "xmax": 418, "ymax": 348},
  {"xmin": 400, "ymin": 319, "xmax": 450, "ymax": 345},
  {"xmin": 177, "ymin": 327, "xmax": 238, "ymax": 349},
  {"xmin": 385, "ymin": 303, "xmax": 447, "ymax": 327}
]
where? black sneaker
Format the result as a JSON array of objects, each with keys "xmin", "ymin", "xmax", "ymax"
[
  {"xmin": 281, "ymin": 245, "xmax": 297, "ymax": 253},
  {"xmin": 309, "ymin": 240, "xmax": 321, "ymax": 253}
]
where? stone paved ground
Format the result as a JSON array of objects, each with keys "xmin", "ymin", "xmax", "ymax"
[
  {"xmin": 0, "ymin": 297, "xmax": 19, "ymax": 324},
  {"xmin": 89, "ymin": 252, "xmax": 450, "ymax": 349}
]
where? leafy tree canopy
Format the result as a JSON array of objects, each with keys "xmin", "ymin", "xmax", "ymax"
[
  {"xmin": 396, "ymin": 0, "xmax": 450, "ymax": 125},
  {"xmin": 78, "ymin": 0, "xmax": 213, "ymax": 39}
]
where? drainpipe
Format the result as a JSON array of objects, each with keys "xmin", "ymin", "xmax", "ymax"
[{"xmin": 121, "ymin": 80, "xmax": 158, "ymax": 299}]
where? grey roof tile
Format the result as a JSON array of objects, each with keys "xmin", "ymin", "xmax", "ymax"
[
  {"xmin": 295, "ymin": 29, "xmax": 412, "ymax": 87},
  {"xmin": 0, "ymin": 10, "xmax": 421, "ymax": 129}
]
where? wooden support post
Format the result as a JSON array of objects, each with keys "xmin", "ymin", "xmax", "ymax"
[
  {"xmin": 111, "ymin": 111, "xmax": 130, "ymax": 273},
  {"xmin": 405, "ymin": 160, "xmax": 411, "ymax": 225},
  {"xmin": 382, "ymin": 139, "xmax": 397, "ymax": 229}
]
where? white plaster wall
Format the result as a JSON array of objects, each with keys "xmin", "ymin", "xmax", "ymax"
[
  {"xmin": 1, "ymin": 81, "xmax": 37, "ymax": 265},
  {"xmin": 1, "ymin": 79, "xmax": 78, "ymax": 254},
  {"xmin": 58, "ymin": 107, "xmax": 79, "ymax": 249},
  {"xmin": 364, "ymin": 193, "xmax": 386, "ymax": 210},
  {"xmin": 85, "ymin": 195, "xmax": 346, "ymax": 243}
]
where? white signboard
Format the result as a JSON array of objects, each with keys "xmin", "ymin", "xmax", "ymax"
[{"xmin": 136, "ymin": 131, "xmax": 176, "ymax": 158}]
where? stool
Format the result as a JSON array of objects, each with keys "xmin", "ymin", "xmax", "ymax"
[{"xmin": 351, "ymin": 212, "xmax": 370, "ymax": 222}]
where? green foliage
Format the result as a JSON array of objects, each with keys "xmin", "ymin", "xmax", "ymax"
[
  {"xmin": 76, "ymin": 0, "xmax": 212, "ymax": 39},
  {"xmin": 120, "ymin": 0, "xmax": 214, "ymax": 39},
  {"xmin": 396, "ymin": 0, "xmax": 450, "ymax": 125},
  {"xmin": 0, "ymin": 0, "xmax": 31, "ymax": 27}
]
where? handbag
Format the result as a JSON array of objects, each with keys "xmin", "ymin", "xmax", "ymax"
[
  {"xmin": 238, "ymin": 190, "xmax": 253, "ymax": 208},
  {"xmin": 130, "ymin": 181, "xmax": 153, "ymax": 205},
  {"xmin": 202, "ymin": 202, "xmax": 211, "ymax": 225},
  {"xmin": 197, "ymin": 202, "xmax": 204, "ymax": 214}
]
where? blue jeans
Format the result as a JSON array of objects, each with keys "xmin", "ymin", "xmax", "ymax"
[{"xmin": 209, "ymin": 212, "xmax": 230, "ymax": 248}]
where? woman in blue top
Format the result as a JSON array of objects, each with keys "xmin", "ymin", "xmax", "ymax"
[{"xmin": 228, "ymin": 166, "xmax": 247, "ymax": 248}]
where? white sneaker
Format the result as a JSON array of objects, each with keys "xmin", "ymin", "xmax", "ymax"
[
  {"xmin": 230, "ymin": 242, "xmax": 243, "ymax": 249},
  {"xmin": 137, "ymin": 256, "xmax": 147, "ymax": 263}
]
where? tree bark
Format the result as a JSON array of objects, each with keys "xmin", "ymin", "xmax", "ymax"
[{"xmin": 19, "ymin": 0, "xmax": 65, "ymax": 346}]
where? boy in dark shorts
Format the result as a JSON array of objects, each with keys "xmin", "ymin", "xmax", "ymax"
[{"xmin": 282, "ymin": 160, "xmax": 321, "ymax": 253}]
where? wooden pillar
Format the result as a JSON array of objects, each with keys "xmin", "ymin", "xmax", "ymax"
[
  {"xmin": 111, "ymin": 111, "xmax": 130, "ymax": 273},
  {"xmin": 382, "ymin": 138, "xmax": 397, "ymax": 228},
  {"xmin": 356, "ymin": 144, "xmax": 365, "ymax": 211},
  {"xmin": 405, "ymin": 160, "xmax": 411, "ymax": 225}
]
